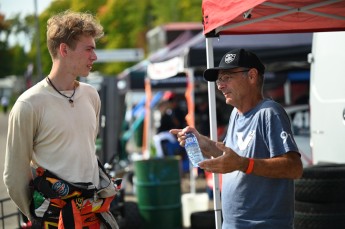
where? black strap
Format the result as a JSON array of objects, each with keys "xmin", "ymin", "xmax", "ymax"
[
  {"xmin": 98, "ymin": 159, "xmax": 111, "ymax": 179},
  {"xmin": 61, "ymin": 201, "xmax": 75, "ymax": 228}
]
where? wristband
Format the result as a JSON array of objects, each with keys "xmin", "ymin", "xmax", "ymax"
[{"xmin": 245, "ymin": 158, "xmax": 254, "ymax": 174}]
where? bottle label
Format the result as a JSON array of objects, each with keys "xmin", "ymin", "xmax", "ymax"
[{"xmin": 184, "ymin": 133, "xmax": 204, "ymax": 167}]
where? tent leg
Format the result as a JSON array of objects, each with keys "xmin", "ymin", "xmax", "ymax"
[{"xmin": 206, "ymin": 37, "xmax": 222, "ymax": 229}]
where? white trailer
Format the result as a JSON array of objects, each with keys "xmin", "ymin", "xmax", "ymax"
[{"xmin": 309, "ymin": 31, "xmax": 345, "ymax": 164}]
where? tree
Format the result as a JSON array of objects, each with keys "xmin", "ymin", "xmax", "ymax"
[
  {"xmin": 4, "ymin": 0, "xmax": 203, "ymax": 77},
  {"xmin": 0, "ymin": 12, "xmax": 31, "ymax": 78},
  {"xmin": 95, "ymin": 0, "xmax": 203, "ymax": 74}
]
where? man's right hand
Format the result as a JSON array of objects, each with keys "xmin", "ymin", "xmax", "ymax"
[{"xmin": 170, "ymin": 126, "xmax": 200, "ymax": 147}]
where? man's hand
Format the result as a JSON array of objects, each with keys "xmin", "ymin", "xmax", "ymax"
[
  {"xmin": 170, "ymin": 126, "xmax": 200, "ymax": 147},
  {"xmin": 170, "ymin": 126, "xmax": 224, "ymax": 159},
  {"xmin": 198, "ymin": 142, "xmax": 248, "ymax": 174}
]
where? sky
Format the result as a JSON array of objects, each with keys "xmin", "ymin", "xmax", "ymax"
[
  {"xmin": 0, "ymin": 0, "xmax": 54, "ymax": 51},
  {"xmin": 0, "ymin": 0, "xmax": 53, "ymax": 18}
]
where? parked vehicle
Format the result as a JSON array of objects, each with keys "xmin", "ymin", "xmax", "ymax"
[
  {"xmin": 285, "ymin": 104, "xmax": 312, "ymax": 167},
  {"xmin": 309, "ymin": 31, "xmax": 345, "ymax": 164}
]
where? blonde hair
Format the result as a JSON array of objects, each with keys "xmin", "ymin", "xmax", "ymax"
[{"xmin": 47, "ymin": 10, "xmax": 104, "ymax": 58}]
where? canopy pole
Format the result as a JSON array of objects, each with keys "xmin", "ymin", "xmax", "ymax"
[
  {"xmin": 185, "ymin": 68, "xmax": 197, "ymax": 193},
  {"xmin": 206, "ymin": 37, "xmax": 222, "ymax": 229},
  {"xmin": 142, "ymin": 77, "xmax": 152, "ymax": 159}
]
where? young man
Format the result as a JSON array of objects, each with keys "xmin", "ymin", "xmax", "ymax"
[
  {"xmin": 171, "ymin": 49, "xmax": 303, "ymax": 229},
  {"xmin": 3, "ymin": 11, "xmax": 118, "ymax": 228}
]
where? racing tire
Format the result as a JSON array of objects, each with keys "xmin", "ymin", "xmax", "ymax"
[
  {"xmin": 300, "ymin": 164, "xmax": 345, "ymax": 179},
  {"xmin": 120, "ymin": 201, "xmax": 143, "ymax": 229},
  {"xmin": 191, "ymin": 210, "xmax": 218, "ymax": 229},
  {"xmin": 295, "ymin": 164, "xmax": 345, "ymax": 203},
  {"xmin": 294, "ymin": 201, "xmax": 345, "ymax": 229},
  {"xmin": 295, "ymin": 201, "xmax": 345, "ymax": 214}
]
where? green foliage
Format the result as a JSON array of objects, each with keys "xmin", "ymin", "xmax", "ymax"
[
  {"xmin": 10, "ymin": 45, "xmax": 29, "ymax": 75},
  {"xmin": 0, "ymin": 45, "xmax": 29, "ymax": 77},
  {"xmin": 0, "ymin": 12, "xmax": 31, "ymax": 78},
  {"xmin": 3, "ymin": 0, "xmax": 202, "ymax": 77}
]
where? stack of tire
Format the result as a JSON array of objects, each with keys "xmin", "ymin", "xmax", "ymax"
[
  {"xmin": 294, "ymin": 164, "xmax": 345, "ymax": 229},
  {"xmin": 191, "ymin": 210, "xmax": 217, "ymax": 229}
]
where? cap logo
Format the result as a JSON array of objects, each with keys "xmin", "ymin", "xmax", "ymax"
[{"xmin": 225, "ymin": 54, "xmax": 236, "ymax": 64}]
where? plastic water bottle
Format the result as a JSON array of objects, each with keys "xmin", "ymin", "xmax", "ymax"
[{"xmin": 184, "ymin": 133, "xmax": 204, "ymax": 167}]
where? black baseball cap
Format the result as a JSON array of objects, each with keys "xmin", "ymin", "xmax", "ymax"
[{"xmin": 203, "ymin": 48, "xmax": 265, "ymax": 81}]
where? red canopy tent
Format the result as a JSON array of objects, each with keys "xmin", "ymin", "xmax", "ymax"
[
  {"xmin": 201, "ymin": 0, "xmax": 345, "ymax": 228},
  {"xmin": 203, "ymin": 0, "xmax": 345, "ymax": 35}
]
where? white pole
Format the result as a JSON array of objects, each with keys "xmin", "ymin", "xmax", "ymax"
[
  {"xmin": 205, "ymin": 37, "xmax": 222, "ymax": 229},
  {"xmin": 33, "ymin": 0, "xmax": 42, "ymax": 79}
]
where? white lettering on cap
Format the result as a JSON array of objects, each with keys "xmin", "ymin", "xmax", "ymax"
[{"xmin": 225, "ymin": 54, "xmax": 236, "ymax": 64}]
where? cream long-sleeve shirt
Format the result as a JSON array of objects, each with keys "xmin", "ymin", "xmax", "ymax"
[{"xmin": 3, "ymin": 79, "xmax": 101, "ymax": 219}]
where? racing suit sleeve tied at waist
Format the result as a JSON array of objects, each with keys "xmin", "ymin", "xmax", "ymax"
[{"xmin": 30, "ymin": 162, "xmax": 119, "ymax": 229}]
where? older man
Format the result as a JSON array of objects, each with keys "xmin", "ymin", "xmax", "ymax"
[{"xmin": 171, "ymin": 48, "xmax": 302, "ymax": 229}]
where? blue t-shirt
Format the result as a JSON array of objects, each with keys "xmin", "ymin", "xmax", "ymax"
[{"xmin": 222, "ymin": 99, "xmax": 299, "ymax": 229}]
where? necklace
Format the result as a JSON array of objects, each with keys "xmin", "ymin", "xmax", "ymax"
[{"xmin": 46, "ymin": 77, "xmax": 76, "ymax": 106}]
